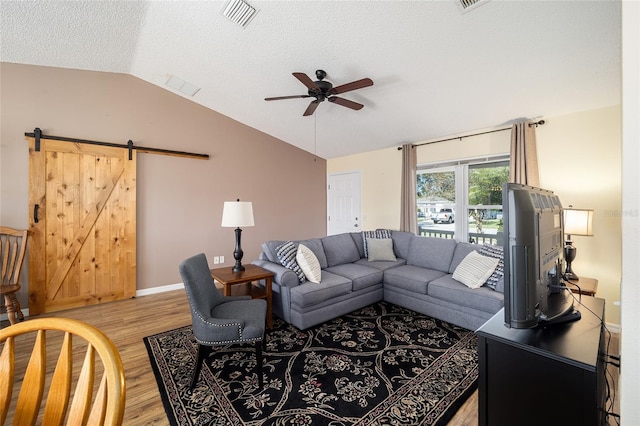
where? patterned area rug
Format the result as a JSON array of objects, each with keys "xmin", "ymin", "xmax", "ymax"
[{"xmin": 144, "ymin": 302, "xmax": 478, "ymax": 425}]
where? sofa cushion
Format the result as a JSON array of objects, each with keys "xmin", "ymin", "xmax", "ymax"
[
  {"xmin": 290, "ymin": 271, "xmax": 352, "ymax": 308},
  {"xmin": 448, "ymin": 242, "xmax": 481, "ymax": 273},
  {"xmin": 383, "ymin": 265, "xmax": 447, "ymax": 295},
  {"xmin": 391, "ymin": 231, "xmax": 413, "ymax": 260},
  {"xmin": 322, "ymin": 234, "xmax": 361, "ymax": 267},
  {"xmin": 428, "ymin": 274, "xmax": 504, "ymax": 314},
  {"xmin": 362, "ymin": 229, "xmax": 392, "ymax": 257},
  {"xmin": 324, "ymin": 263, "xmax": 384, "ymax": 292},
  {"xmin": 276, "ymin": 241, "xmax": 306, "ymax": 283},
  {"xmin": 297, "ymin": 244, "xmax": 322, "ymax": 283},
  {"xmin": 407, "ymin": 236, "xmax": 457, "ymax": 272},
  {"xmin": 366, "ymin": 238, "xmax": 397, "ymax": 262},
  {"xmin": 452, "ymin": 250, "xmax": 499, "ymax": 289},
  {"xmin": 355, "ymin": 258, "xmax": 407, "ymax": 271}
]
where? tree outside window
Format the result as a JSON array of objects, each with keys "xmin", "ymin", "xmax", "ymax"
[{"xmin": 468, "ymin": 163, "xmax": 509, "ymax": 243}]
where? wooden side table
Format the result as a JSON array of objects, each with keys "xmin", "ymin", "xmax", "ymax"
[
  {"xmin": 566, "ymin": 276, "xmax": 598, "ymax": 296},
  {"xmin": 210, "ymin": 264, "xmax": 274, "ymax": 329}
]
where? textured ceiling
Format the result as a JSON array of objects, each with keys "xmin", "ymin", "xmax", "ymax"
[{"xmin": 0, "ymin": 0, "xmax": 621, "ymax": 159}]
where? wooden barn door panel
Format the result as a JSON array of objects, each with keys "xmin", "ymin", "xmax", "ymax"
[{"xmin": 28, "ymin": 137, "xmax": 136, "ymax": 314}]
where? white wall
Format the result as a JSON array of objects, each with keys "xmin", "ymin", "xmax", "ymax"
[{"xmin": 621, "ymin": 1, "xmax": 639, "ymax": 423}]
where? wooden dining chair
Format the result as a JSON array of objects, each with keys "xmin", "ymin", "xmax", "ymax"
[
  {"xmin": 0, "ymin": 317, "xmax": 126, "ymax": 425},
  {"xmin": 1, "ymin": 226, "xmax": 28, "ymax": 325}
]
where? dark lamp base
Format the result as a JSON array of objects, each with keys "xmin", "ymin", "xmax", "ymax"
[{"xmin": 565, "ymin": 271, "xmax": 579, "ymax": 281}]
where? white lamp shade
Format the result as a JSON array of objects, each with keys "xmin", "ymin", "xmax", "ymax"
[
  {"xmin": 221, "ymin": 201, "xmax": 255, "ymax": 227},
  {"xmin": 564, "ymin": 208, "xmax": 594, "ymax": 236}
]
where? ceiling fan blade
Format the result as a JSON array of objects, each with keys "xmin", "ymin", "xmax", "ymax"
[
  {"xmin": 329, "ymin": 78, "xmax": 373, "ymax": 95},
  {"xmin": 293, "ymin": 72, "xmax": 319, "ymax": 91},
  {"xmin": 303, "ymin": 100, "xmax": 320, "ymax": 116},
  {"xmin": 265, "ymin": 95, "xmax": 311, "ymax": 101},
  {"xmin": 328, "ymin": 96, "xmax": 364, "ymax": 111}
]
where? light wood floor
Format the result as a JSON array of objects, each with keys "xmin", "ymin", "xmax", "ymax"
[{"xmin": 1, "ymin": 290, "xmax": 619, "ymax": 425}]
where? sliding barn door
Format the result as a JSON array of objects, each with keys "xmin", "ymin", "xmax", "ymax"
[{"xmin": 28, "ymin": 136, "xmax": 136, "ymax": 315}]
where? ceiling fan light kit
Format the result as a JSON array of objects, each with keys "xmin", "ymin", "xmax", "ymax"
[{"xmin": 265, "ymin": 69, "xmax": 373, "ymax": 116}]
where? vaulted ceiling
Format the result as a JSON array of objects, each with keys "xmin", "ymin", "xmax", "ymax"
[{"xmin": 0, "ymin": 1, "xmax": 621, "ymax": 159}]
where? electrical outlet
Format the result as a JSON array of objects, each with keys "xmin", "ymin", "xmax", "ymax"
[
  {"xmin": 220, "ymin": 255, "xmax": 225, "ymax": 263},
  {"xmin": 213, "ymin": 256, "xmax": 220, "ymax": 264}
]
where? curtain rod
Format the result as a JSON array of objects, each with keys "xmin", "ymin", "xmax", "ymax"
[
  {"xmin": 397, "ymin": 120, "xmax": 545, "ymax": 150},
  {"xmin": 25, "ymin": 128, "xmax": 209, "ymax": 160}
]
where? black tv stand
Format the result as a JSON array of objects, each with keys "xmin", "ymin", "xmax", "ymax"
[{"xmin": 477, "ymin": 297, "xmax": 606, "ymax": 426}]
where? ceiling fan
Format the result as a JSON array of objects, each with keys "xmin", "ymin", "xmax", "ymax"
[{"xmin": 265, "ymin": 70, "xmax": 374, "ymax": 116}]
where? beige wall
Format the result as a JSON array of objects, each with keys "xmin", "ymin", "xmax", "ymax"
[
  {"xmin": 327, "ymin": 149, "xmax": 401, "ymax": 230},
  {"xmin": 0, "ymin": 63, "xmax": 327, "ymax": 308},
  {"xmin": 328, "ymin": 105, "xmax": 622, "ymax": 325},
  {"xmin": 536, "ymin": 106, "xmax": 622, "ymax": 325}
]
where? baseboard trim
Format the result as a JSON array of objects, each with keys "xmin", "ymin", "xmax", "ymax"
[
  {"xmin": 136, "ymin": 282, "xmax": 185, "ymax": 297},
  {"xmin": 605, "ymin": 322, "xmax": 621, "ymax": 334},
  {"xmin": 1, "ymin": 284, "xmax": 185, "ymax": 322}
]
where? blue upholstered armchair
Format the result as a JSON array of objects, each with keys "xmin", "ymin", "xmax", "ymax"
[{"xmin": 179, "ymin": 253, "xmax": 267, "ymax": 389}]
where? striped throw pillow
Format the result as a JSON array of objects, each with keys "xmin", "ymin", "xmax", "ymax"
[
  {"xmin": 452, "ymin": 250, "xmax": 499, "ymax": 289},
  {"xmin": 276, "ymin": 241, "xmax": 306, "ymax": 283},
  {"xmin": 480, "ymin": 244, "xmax": 504, "ymax": 290},
  {"xmin": 296, "ymin": 244, "xmax": 321, "ymax": 283}
]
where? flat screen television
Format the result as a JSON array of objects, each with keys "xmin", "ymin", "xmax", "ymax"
[{"xmin": 502, "ymin": 183, "xmax": 581, "ymax": 329}]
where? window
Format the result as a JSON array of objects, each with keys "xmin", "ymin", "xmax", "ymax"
[{"xmin": 417, "ymin": 156, "xmax": 508, "ymax": 244}]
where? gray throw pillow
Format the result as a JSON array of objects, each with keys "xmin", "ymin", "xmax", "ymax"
[
  {"xmin": 362, "ymin": 229, "xmax": 392, "ymax": 257},
  {"xmin": 367, "ymin": 238, "xmax": 397, "ymax": 262}
]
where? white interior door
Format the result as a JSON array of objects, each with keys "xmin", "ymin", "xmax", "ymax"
[{"xmin": 327, "ymin": 171, "xmax": 361, "ymax": 235}]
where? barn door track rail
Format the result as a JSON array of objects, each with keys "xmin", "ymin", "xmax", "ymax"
[{"xmin": 26, "ymin": 127, "xmax": 209, "ymax": 160}]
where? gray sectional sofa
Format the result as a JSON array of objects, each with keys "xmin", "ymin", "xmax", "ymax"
[{"xmin": 251, "ymin": 231, "xmax": 504, "ymax": 331}]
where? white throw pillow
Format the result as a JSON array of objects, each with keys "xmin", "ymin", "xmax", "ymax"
[
  {"xmin": 452, "ymin": 250, "xmax": 500, "ymax": 289},
  {"xmin": 296, "ymin": 244, "xmax": 322, "ymax": 283},
  {"xmin": 366, "ymin": 238, "xmax": 397, "ymax": 262}
]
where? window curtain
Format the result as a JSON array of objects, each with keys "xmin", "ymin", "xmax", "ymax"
[
  {"xmin": 400, "ymin": 144, "xmax": 418, "ymax": 233},
  {"xmin": 509, "ymin": 121, "xmax": 540, "ymax": 186}
]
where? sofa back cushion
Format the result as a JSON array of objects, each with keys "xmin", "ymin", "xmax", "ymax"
[
  {"xmin": 351, "ymin": 232, "xmax": 365, "ymax": 258},
  {"xmin": 448, "ymin": 242, "xmax": 482, "ymax": 273},
  {"xmin": 262, "ymin": 240, "xmax": 286, "ymax": 263},
  {"xmin": 407, "ymin": 236, "xmax": 457, "ymax": 272},
  {"xmin": 391, "ymin": 231, "xmax": 413, "ymax": 259},
  {"xmin": 321, "ymin": 233, "xmax": 361, "ymax": 267},
  {"xmin": 262, "ymin": 238, "xmax": 328, "ymax": 269},
  {"xmin": 298, "ymin": 238, "xmax": 328, "ymax": 269}
]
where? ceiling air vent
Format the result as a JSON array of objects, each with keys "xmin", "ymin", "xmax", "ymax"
[
  {"xmin": 166, "ymin": 75, "xmax": 200, "ymax": 97},
  {"xmin": 222, "ymin": 0, "xmax": 258, "ymax": 28},
  {"xmin": 457, "ymin": 0, "xmax": 491, "ymax": 14}
]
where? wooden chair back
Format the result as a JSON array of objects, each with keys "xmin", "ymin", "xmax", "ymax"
[
  {"xmin": 1, "ymin": 226, "xmax": 28, "ymax": 324},
  {"xmin": 0, "ymin": 317, "xmax": 126, "ymax": 425}
]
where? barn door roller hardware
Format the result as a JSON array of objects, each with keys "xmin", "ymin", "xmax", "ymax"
[{"xmin": 26, "ymin": 128, "xmax": 209, "ymax": 160}]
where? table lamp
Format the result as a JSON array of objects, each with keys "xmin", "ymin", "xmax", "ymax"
[
  {"xmin": 221, "ymin": 199, "xmax": 254, "ymax": 272},
  {"xmin": 563, "ymin": 207, "xmax": 594, "ymax": 280}
]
